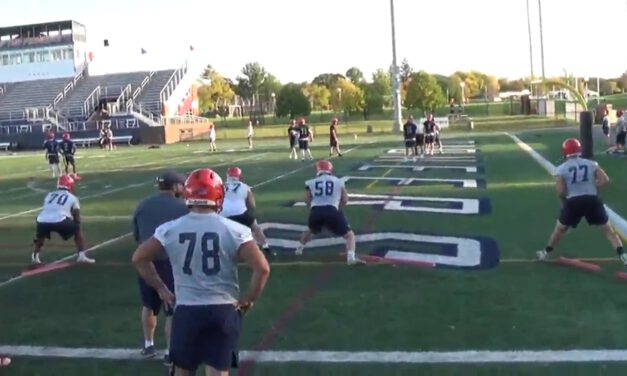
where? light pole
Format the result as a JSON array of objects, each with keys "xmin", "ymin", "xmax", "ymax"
[
  {"xmin": 390, "ymin": 0, "xmax": 402, "ymax": 132},
  {"xmin": 460, "ymin": 81, "xmax": 466, "ymax": 110},
  {"xmin": 538, "ymin": 0, "xmax": 546, "ymax": 81},
  {"xmin": 336, "ymin": 87, "xmax": 343, "ymax": 121},
  {"xmin": 271, "ymin": 92, "xmax": 276, "ymax": 120},
  {"xmin": 526, "ymin": 0, "xmax": 535, "ymax": 86}
]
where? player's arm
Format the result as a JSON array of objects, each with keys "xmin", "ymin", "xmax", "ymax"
[
  {"xmin": 237, "ymin": 240, "xmax": 270, "ymax": 312},
  {"xmin": 132, "ymin": 237, "xmax": 172, "ymax": 302},
  {"xmin": 595, "ymin": 166, "xmax": 610, "ymax": 188},
  {"xmin": 340, "ymin": 186, "xmax": 348, "ymax": 208},
  {"xmin": 71, "ymin": 201, "xmax": 81, "ymax": 224},
  {"xmin": 304, "ymin": 186, "xmax": 313, "ymax": 206},
  {"xmin": 555, "ymin": 176, "xmax": 567, "ymax": 203},
  {"xmin": 132, "ymin": 211, "xmax": 140, "ymax": 243},
  {"xmin": 245, "ymin": 190, "xmax": 256, "ymax": 211}
]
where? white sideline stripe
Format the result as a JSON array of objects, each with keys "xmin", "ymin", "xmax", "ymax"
[
  {"xmin": 0, "ymin": 233, "xmax": 131, "ymax": 289},
  {"xmin": 4, "ymin": 346, "xmax": 627, "ymax": 363},
  {"xmin": 507, "ymin": 133, "xmax": 627, "ymax": 239}
]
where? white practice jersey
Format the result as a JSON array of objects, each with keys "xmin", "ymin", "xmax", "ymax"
[
  {"xmin": 154, "ymin": 212, "xmax": 253, "ymax": 306},
  {"xmin": 305, "ymin": 173, "xmax": 344, "ymax": 209},
  {"xmin": 555, "ymin": 157, "xmax": 599, "ymax": 198},
  {"xmin": 221, "ymin": 179, "xmax": 251, "ymax": 217},
  {"xmin": 209, "ymin": 128, "xmax": 216, "ymax": 140},
  {"xmin": 36, "ymin": 189, "xmax": 80, "ymax": 223}
]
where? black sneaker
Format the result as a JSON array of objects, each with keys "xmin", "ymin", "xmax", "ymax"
[
  {"xmin": 163, "ymin": 353, "xmax": 172, "ymax": 366},
  {"xmin": 140, "ymin": 345, "xmax": 156, "ymax": 358}
]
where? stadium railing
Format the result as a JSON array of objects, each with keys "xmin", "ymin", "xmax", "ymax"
[
  {"xmin": 52, "ymin": 68, "xmax": 86, "ymax": 108},
  {"xmin": 159, "ymin": 61, "xmax": 188, "ymax": 111}
]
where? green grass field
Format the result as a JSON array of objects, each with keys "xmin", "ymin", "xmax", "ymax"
[{"xmin": 2, "ymin": 126, "xmax": 627, "ymax": 375}]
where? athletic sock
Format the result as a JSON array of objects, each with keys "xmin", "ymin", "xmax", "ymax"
[
  {"xmin": 347, "ymin": 250, "xmax": 356, "ymax": 260},
  {"xmin": 144, "ymin": 340, "xmax": 154, "ymax": 348}
]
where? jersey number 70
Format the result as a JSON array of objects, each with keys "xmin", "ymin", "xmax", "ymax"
[{"xmin": 179, "ymin": 232, "xmax": 221, "ymax": 276}]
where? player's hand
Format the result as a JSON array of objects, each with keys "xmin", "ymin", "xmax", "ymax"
[
  {"xmin": 235, "ymin": 300, "xmax": 254, "ymax": 316},
  {"xmin": 157, "ymin": 286, "xmax": 175, "ymax": 310}
]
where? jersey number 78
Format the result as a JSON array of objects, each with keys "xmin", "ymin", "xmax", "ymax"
[{"xmin": 179, "ymin": 232, "xmax": 221, "ymax": 276}]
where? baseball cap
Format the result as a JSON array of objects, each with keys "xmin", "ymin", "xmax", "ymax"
[{"xmin": 156, "ymin": 170, "xmax": 186, "ymax": 190}]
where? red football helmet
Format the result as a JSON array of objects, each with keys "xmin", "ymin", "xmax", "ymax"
[
  {"xmin": 316, "ymin": 160, "xmax": 333, "ymax": 175},
  {"xmin": 184, "ymin": 168, "xmax": 224, "ymax": 209},
  {"xmin": 63, "ymin": 132, "xmax": 70, "ymax": 140},
  {"xmin": 562, "ymin": 138, "xmax": 582, "ymax": 158},
  {"xmin": 227, "ymin": 167, "xmax": 242, "ymax": 180},
  {"xmin": 57, "ymin": 175, "xmax": 75, "ymax": 193}
]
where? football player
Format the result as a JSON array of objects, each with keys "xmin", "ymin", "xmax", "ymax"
[
  {"xmin": 32, "ymin": 175, "xmax": 95, "ymax": 264},
  {"xmin": 329, "ymin": 118, "xmax": 343, "ymax": 157},
  {"xmin": 536, "ymin": 138, "xmax": 625, "ymax": 264},
  {"xmin": 402, "ymin": 116, "xmax": 417, "ymax": 160},
  {"xmin": 423, "ymin": 114, "xmax": 437, "ymax": 156},
  {"xmin": 294, "ymin": 160, "xmax": 363, "ymax": 265},
  {"xmin": 433, "ymin": 116, "xmax": 444, "ymax": 154},
  {"xmin": 208, "ymin": 124, "xmax": 217, "ymax": 152},
  {"xmin": 297, "ymin": 118, "xmax": 314, "ymax": 161},
  {"xmin": 132, "ymin": 168, "xmax": 270, "ymax": 376},
  {"xmin": 43, "ymin": 132, "xmax": 61, "ymax": 178},
  {"xmin": 59, "ymin": 132, "xmax": 80, "ymax": 179},
  {"xmin": 221, "ymin": 167, "xmax": 274, "ymax": 258},
  {"xmin": 288, "ymin": 119, "xmax": 298, "ymax": 160}
]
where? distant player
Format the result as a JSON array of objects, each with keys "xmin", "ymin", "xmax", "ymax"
[
  {"xmin": 423, "ymin": 114, "xmax": 437, "ymax": 156},
  {"xmin": 43, "ymin": 132, "xmax": 61, "ymax": 178},
  {"xmin": 536, "ymin": 138, "xmax": 625, "ymax": 265},
  {"xmin": 288, "ymin": 119, "xmax": 298, "ymax": 159},
  {"xmin": 32, "ymin": 175, "xmax": 95, "ymax": 264},
  {"xmin": 297, "ymin": 118, "xmax": 314, "ymax": 161},
  {"xmin": 329, "ymin": 118, "xmax": 342, "ymax": 157},
  {"xmin": 59, "ymin": 132, "xmax": 80, "ymax": 179},
  {"xmin": 221, "ymin": 167, "xmax": 274, "ymax": 258},
  {"xmin": 294, "ymin": 160, "xmax": 363, "ymax": 265},
  {"xmin": 601, "ymin": 110, "xmax": 611, "ymax": 147},
  {"xmin": 208, "ymin": 124, "xmax": 217, "ymax": 152},
  {"xmin": 616, "ymin": 110, "xmax": 626, "ymax": 152},
  {"xmin": 402, "ymin": 116, "xmax": 417, "ymax": 159},
  {"xmin": 415, "ymin": 117, "xmax": 425, "ymax": 157},
  {"xmin": 132, "ymin": 168, "xmax": 271, "ymax": 376},
  {"xmin": 246, "ymin": 120, "xmax": 254, "ymax": 150},
  {"xmin": 433, "ymin": 115, "xmax": 443, "ymax": 154}
]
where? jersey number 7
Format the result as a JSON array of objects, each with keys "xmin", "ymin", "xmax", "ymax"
[{"xmin": 179, "ymin": 232, "xmax": 221, "ymax": 276}]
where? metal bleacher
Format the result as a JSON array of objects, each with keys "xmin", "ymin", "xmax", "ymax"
[
  {"xmin": 55, "ymin": 71, "xmax": 150, "ymax": 119},
  {"xmin": 135, "ymin": 69, "xmax": 175, "ymax": 115},
  {"xmin": 0, "ymin": 77, "xmax": 68, "ymax": 120}
]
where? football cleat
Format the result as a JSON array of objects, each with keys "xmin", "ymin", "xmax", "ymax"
[
  {"xmin": 294, "ymin": 245, "xmax": 304, "ymax": 256},
  {"xmin": 31, "ymin": 253, "xmax": 42, "ymax": 264},
  {"xmin": 536, "ymin": 250, "xmax": 549, "ymax": 261},
  {"xmin": 140, "ymin": 345, "xmax": 156, "ymax": 358},
  {"xmin": 347, "ymin": 257, "xmax": 366, "ymax": 266},
  {"xmin": 77, "ymin": 253, "xmax": 95, "ymax": 264}
]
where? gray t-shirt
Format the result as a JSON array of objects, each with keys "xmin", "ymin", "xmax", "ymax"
[
  {"xmin": 555, "ymin": 157, "xmax": 599, "ymax": 198},
  {"xmin": 133, "ymin": 192, "xmax": 189, "ymax": 243},
  {"xmin": 617, "ymin": 116, "xmax": 626, "ymax": 133},
  {"xmin": 153, "ymin": 212, "xmax": 253, "ymax": 305}
]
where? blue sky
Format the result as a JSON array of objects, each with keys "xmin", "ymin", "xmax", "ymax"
[{"xmin": 1, "ymin": 0, "xmax": 625, "ymax": 81}]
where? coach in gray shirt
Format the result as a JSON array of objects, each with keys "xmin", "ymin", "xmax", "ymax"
[{"xmin": 132, "ymin": 171, "xmax": 189, "ymax": 362}]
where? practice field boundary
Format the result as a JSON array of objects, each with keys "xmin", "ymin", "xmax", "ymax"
[
  {"xmin": 5, "ymin": 345, "xmax": 627, "ymax": 364},
  {"xmin": 507, "ymin": 133, "xmax": 627, "ymax": 239}
]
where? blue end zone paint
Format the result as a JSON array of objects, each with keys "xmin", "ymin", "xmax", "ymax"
[{"xmin": 479, "ymin": 198, "xmax": 492, "ymax": 214}]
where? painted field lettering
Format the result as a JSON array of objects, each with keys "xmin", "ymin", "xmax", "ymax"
[{"xmin": 339, "ymin": 176, "xmax": 486, "ymax": 189}]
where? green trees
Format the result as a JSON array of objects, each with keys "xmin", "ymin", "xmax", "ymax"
[
  {"xmin": 276, "ymin": 83, "xmax": 311, "ymax": 119},
  {"xmin": 404, "ymin": 71, "xmax": 446, "ymax": 113}
]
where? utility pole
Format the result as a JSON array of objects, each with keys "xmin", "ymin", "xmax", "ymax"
[
  {"xmin": 538, "ymin": 0, "xmax": 546, "ymax": 80},
  {"xmin": 526, "ymin": 0, "xmax": 535, "ymax": 89},
  {"xmin": 390, "ymin": 0, "xmax": 402, "ymax": 132}
]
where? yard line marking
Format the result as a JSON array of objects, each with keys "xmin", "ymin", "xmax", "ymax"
[
  {"xmin": 234, "ymin": 152, "xmax": 269, "ymax": 163},
  {"xmin": 0, "ymin": 233, "xmax": 131, "ymax": 289},
  {"xmin": 0, "ymin": 186, "xmax": 29, "ymax": 194},
  {"xmin": 507, "ymin": 133, "xmax": 627, "ymax": 240},
  {"xmin": 6, "ymin": 346, "xmax": 627, "ymax": 364}
]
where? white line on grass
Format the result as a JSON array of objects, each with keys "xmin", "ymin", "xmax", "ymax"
[
  {"xmin": 0, "ymin": 233, "xmax": 132, "ymax": 289},
  {"xmin": 507, "ymin": 133, "xmax": 627, "ymax": 238},
  {"xmin": 4, "ymin": 346, "xmax": 627, "ymax": 364}
]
